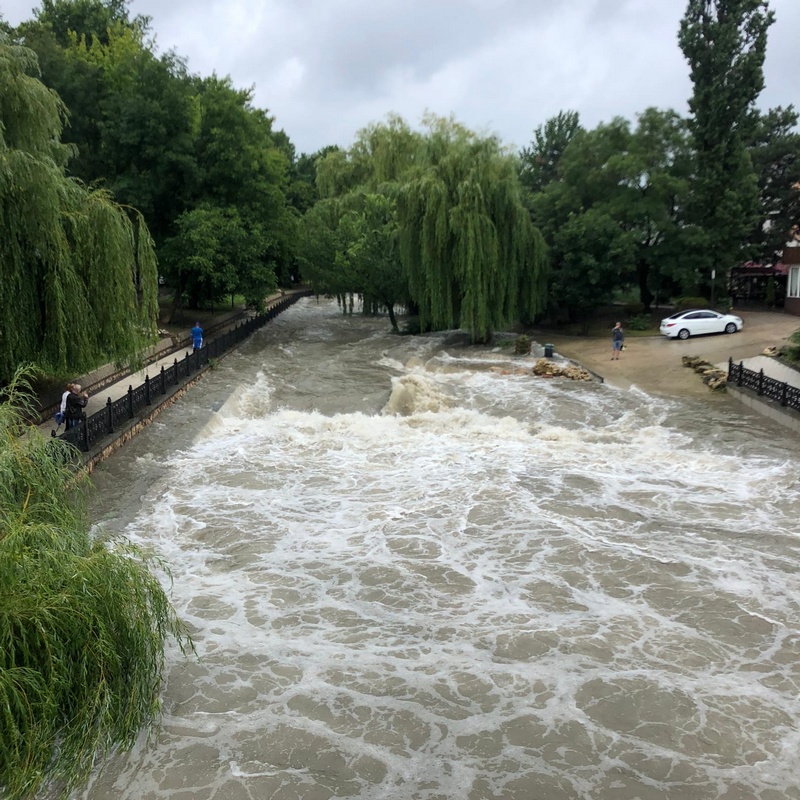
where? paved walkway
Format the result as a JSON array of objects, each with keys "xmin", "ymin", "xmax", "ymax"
[
  {"xmin": 724, "ymin": 355, "xmax": 800, "ymax": 388},
  {"xmin": 40, "ymin": 292, "xmax": 289, "ymax": 439}
]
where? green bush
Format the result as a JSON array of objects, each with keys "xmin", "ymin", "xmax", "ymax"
[
  {"xmin": 514, "ymin": 334, "xmax": 531, "ymax": 355},
  {"xmin": 0, "ymin": 369, "xmax": 189, "ymax": 800},
  {"xmin": 779, "ymin": 343, "xmax": 800, "ymax": 362},
  {"xmin": 674, "ymin": 296, "xmax": 709, "ymax": 311},
  {"xmin": 625, "ymin": 314, "xmax": 653, "ymax": 331}
]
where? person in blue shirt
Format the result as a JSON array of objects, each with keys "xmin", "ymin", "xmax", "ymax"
[{"xmin": 191, "ymin": 322, "xmax": 203, "ymax": 352}]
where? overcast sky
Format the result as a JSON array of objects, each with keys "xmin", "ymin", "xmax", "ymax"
[{"xmin": 3, "ymin": 0, "xmax": 798, "ymax": 155}]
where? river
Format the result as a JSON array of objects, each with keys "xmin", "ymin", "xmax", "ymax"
[{"xmin": 82, "ymin": 297, "xmax": 800, "ymax": 800}]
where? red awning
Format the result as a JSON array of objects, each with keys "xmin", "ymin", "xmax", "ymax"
[{"xmin": 736, "ymin": 262, "xmax": 788, "ymax": 276}]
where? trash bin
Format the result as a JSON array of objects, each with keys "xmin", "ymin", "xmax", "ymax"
[{"xmin": 544, "ymin": 344, "xmax": 554, "ymax": 358}]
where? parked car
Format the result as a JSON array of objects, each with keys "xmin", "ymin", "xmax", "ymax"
[{"xmin": 659, "ymin": 309, "xmax": 743, "ymax": 339}]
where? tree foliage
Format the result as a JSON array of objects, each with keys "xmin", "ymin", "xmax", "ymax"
[
  {"xmin": 678, "ymin": 0, "xmax": 774, "ymax": 274},
  {"xmin": 519, "ymin": 110, "xmax": 582, "ymax": 198},
  {"xmin": 15, "ymin": 1, "xmax": 299, "ymax": 316},
  {"xmin": 397, "ymin": 116, "xmax": 547, "ymax": 339},
  {"xmin": 531, "ymin": 111, "xmax": 694, "ymax": 317},
  {"xmin": 0, "ymin": 369, "xmax": 188, "ymax": 800},
  {"xmin": 746, "ymin": 106, "xmax": 800, "ymax": 261},
  {"xmin": 0, "ymin": 34, "xmax": 158, "ymax": 384}
]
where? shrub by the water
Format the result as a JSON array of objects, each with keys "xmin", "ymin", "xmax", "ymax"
[
  {"xmin": 514, "ymin": 334, "xmax": 531, "ymax": 355},
  {"xmin": 0, "ymin": 369, "xmax": 188, "ymax": 800},
  {"xmin": 780, "ymin": 328, "xmax": 800, "ymax": 362}
]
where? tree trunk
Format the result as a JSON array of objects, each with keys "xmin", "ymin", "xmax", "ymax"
[
  {"xmin": 637, "ymin": 259, "xmax": 654, "ymax": 312},
  {"xmin": 387, "ymin": 303, "xmax": 398, "ymax": 332}
]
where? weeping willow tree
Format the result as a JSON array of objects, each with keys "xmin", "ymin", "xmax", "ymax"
[
  {"xmin": 0, "ymin": 368, "xmax": 188, "ymax": 800},
  {"xmin": 312, "ymin": 115, "xmax": 547, "ymax": 341},
  {"xmin": 0, "ymin": 35, "xmax": 158, "ymax": 384},
  {"xmin": 397, "ymin": 116, "xmax": 548, "ymax": 342}
]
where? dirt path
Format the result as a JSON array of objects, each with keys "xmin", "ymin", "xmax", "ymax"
[{"xmin": 535, "ymin": 311, "xmax": 799, "ymax": 399}]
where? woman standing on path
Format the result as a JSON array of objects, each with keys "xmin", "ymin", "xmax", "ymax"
[
  {"xmin": 611, "ymin": 322, "xmax": 624, "ymax": 360},
  {"xmin": 65, "ymin": 384, "xmax": 89, "ymax": 429}
]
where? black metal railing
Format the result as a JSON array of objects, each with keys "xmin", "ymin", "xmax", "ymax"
[
  {"xmin": 727, "ymin": 358, "xmax": 800, "ymax": 413},
  {"xmin": 59, "ymin": 291, "xmax": 311, "ymax": 452}
]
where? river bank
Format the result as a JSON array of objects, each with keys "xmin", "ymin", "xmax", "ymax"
[{"xmin": 535, "ymin": 309, "xmax": 800, "ymax": 399}]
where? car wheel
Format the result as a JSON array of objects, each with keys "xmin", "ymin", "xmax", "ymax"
[
  {"xmin": 678, "ymin": 328, "xmax": 690, "ymax": 340},
  {"xmin": 724, "ymin": 322, "xmax": 736, "ymax": 334}
]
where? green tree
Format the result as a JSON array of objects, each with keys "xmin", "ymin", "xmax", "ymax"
[
  {"xmin": 619, "ymin": 109, "xmax": 695, "ymax": 310},
  {"xmin": 746, "ymin": 106, "xmax": 800, "ymax": 261},
  {"xmin": 311, "ymin": 115, "xmax": 548, "ymax": 340},
  {"xmin": 34, "ymin": 0, "xmax": 143, "ymax": 47},
  {"xmin": 519, "ymin": 110, "xmax": 582, "ymax": 197},
  {"xmin": 0, "ymin": 35, "xmax": 158, "ymax": 383},
  {"xmin": 396, "ymin": 115, "xmax": 548, "ymax": 341},
  {"xmin": 678, "ymin": 0, "xmax": 774, "ymax": 288},
  {"xmin": 160, "ymin": 74, "xmax": 294, "ymax": 312},
  {"xmin": 531, "ymin": 120, "xmax": 637, "ymax": 320},
  {"xmin": 161, "ymin": 205, "xmax": 279, "ymax": 310},
  {"xmin": 335, "ymin": 191, "xmax": 409, "ymax": 330},
  {"xmin": 296, "ymin": 197, "xmax": 345, "ymax": 293},
  {"xmin": 16, "ymin": 1, "xmax": 199, "ymax": 243},
  {"xmin": 531, "ymin": 110, "xmax": 710, "ymax": 317},
  {"xmin": 0, "ymin": 369, "xmax": 187, "ymax": 800}
]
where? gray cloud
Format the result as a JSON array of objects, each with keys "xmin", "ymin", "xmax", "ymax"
[{"xmin": 2, "ymin": 0, "xmax": 798, "ymax": 154}]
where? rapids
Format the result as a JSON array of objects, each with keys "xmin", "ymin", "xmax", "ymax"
[{"xmin": 83, "ymin": 297, "xmax": 800, "ymax": 800}]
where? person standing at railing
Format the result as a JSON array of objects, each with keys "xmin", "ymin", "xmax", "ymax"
[
  {"xmin": 65, "ymin": 384, "xmax": 89, "ymax": 430},
  {"xmin": 191, "ymin": 321, "xmax": 204, "ymax": 352},
  {"xmin": 55, "ymin": 383, "xmax": 73, "ymax": 426}
]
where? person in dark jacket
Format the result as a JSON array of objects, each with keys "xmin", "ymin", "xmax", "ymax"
[
  {"xmin": 65, "ymin": 384, "xmax": 89, "ymax": 429},
  {"xmin": 611, "ymin": 322, "xmax": 624, "ymax": 360}
]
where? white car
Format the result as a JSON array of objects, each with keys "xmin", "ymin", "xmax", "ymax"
[{"xmin": 659, "ymin": 309, "xmax": 743, "ymax": 340}]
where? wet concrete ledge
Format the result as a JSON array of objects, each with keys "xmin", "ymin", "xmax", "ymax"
[
  {"xmin": 82, "ymin": 346, "xmax": 232, "ymax": 473},
  {"xmin": 726, "ymin": 384, "xmax": 800, "ymax": 435}
]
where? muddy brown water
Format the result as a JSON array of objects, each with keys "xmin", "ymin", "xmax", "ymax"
[{"xmin": 81, "ymin": 298, "xmax": 800, "ymax": 800}]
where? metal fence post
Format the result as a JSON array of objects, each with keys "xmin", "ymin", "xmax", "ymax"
[
  {"xmin": 757, "ymin": 369, "xmax": 764, "ymax": 396},
  {"xmin": 781, "ymin": 381, "xmax": 788, "ymax": 407},
  {"xmin": 106, "ymin": 397, "xmax": 113, "ymax": 434},
  {"xmin": 145, "ymin": 374, "xmax": 151, "ymax": 405},
  {"xmin": 127, "ymin": 385, "xmax": 134, "ymax": 419},
  {"xmin": 174, "ymin": 358, "xmax": 180, "ymax": 385},
  {"xmin": 80, "ymin": 416, "xmax": 90, "ymax": 451},
  {"xmin": 160, "ymin": 365, "xmax": 166, "ymax": 394}
]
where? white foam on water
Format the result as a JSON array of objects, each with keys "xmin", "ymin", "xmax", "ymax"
[{"xmin": 83, "ymin": 300, "xmax": 800, "ymax": 800}]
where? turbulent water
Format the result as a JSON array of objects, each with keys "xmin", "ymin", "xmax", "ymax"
[{"xmin": 83, "ymin": 297, "xmax": 800, "ymax": 800}]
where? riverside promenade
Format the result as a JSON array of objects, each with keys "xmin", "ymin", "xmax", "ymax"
[{"xmin": 39, "ymin": 290, "xmax": 306, "ymax": 468}]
